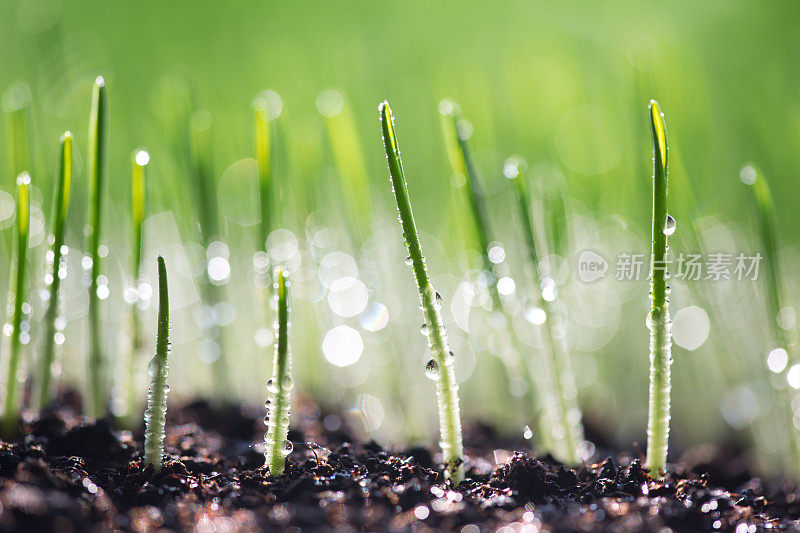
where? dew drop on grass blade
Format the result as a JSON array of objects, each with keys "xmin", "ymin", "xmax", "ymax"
[
  {"xmin": 379, "ymin": 100, "xmax": 464, "ymax": 485},
  {"xmin": 645, "ymin": 99, "xmax": 674, "ymax": 476}
]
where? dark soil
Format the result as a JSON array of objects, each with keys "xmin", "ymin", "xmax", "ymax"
[{"xmin": 1, "ymin": 396, "xmax": 798, "ymax": 532}]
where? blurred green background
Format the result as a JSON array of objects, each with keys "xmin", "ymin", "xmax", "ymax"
[{"xmin": 1, "ymin": 0, "xmax": 799, "ymax": 470}]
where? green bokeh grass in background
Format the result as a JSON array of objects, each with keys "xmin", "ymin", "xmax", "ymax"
[{"xmin": 2, "ymin": 0, "xmax": 800, "ymax": 468}]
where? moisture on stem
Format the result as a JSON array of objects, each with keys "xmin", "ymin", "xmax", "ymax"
[
  {"xmin": 645, "ymin": 99, "xmax": 673, "ymax": 475},
  {"xmin": 86, "ymin": 76, "xmax": 108, "ymax": 418},
  {"xmin": 379, "ymin": 100, "xmax": 464, "ymax": 485},
  {"xmin": 144, "ymin": 256, "xmax": 171, "ymax": 473},
  {"xmin": 1, "ymin": 172, "xmax": 31, "ymax": 438},
  {"xmin": 264, "ymin": 268, "xmax": 293, "ymax": 475},
  {"xmin": 38, "ymin": 132, "xmax": 73, "ymax": 409}
]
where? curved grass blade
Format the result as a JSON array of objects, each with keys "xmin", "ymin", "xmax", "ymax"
[
  {"xmin": 264, "ymin": 268, "xmax": 293, "ymax": 475},
  {"xmin": 37, "ymin": 132, "xmax": 73, "ymax": 408},
  {"xmin": 645, "ymin": 99, "xmax": 673, "ymax": 475},
  {"xmin": 144, "ymin": 256, "xmax": 171, "ymax": 473},
  {"xmin": 504, "ymin": 156, "xmax": 584, "ymax": 463},
  {"xmin": 379, "ymin": 101, "xmax": 464, "ymax": 485},
  {"xmin": 86, "ymin": 76, "xmax": 108, "ymax": 418},
  {"xmin": 1, "ymin": 172, "xmax": 31, "ymax": 438}
]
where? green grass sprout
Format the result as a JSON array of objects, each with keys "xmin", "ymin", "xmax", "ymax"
[
  {"xmin": 379, "ymin": 100, "xmax": 464, "ymax": 485},
  {"xmin": 254, "ymin": 97, "xmax": 274, "ymax": 252},
  {"xmin": 86, "ymin": 76, "xmax": 108, "ymax": 418},
  {"xmin": 144, "ymin": 255, "xmax": 171, "ymax": 473},
  {"xmin": 264, "ymin": 268, "xmax": 293, "ymax": 476},
  {"xmin": 37, "ymin": 132, "xmax": 73, "ymax": 408},
  {"xmin": 504, "ymin": 155, "xmax": 584, "ymax": 463},
  {"xmin": 122, "ymin": 148, "xmax": 149, "ymax": 426},
  {"xmin": 317, "ymin": 90, "xmax": 373, "ymax": 241},
  {"xmin": 740, "ymin": 163, "xmax": 800, "ymax": 469},
  {"xmin": 645, "ymin": 99, "xmax": 674, "ymax": 476},
  {"xmin": 439, "ymin": 99, "xmax": 560, "ymax": 457},
  {"xmin": 2, "ymin": 172, "xmax": 31, "ymax": 438},
  {"xmin": 189, "ymin": 110, "xmax": 230, "ymax": 392}
]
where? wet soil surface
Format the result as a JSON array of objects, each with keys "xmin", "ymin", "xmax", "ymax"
[{"xmin": 1, "ymin": 397, "xmax": 798, "ymax": 532}]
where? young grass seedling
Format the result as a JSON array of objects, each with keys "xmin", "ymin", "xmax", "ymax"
[
  {"xmin": 1, "ymin": 172, "xmax": 31, "ymax": 438},
  {"xmin": 86, "ymin": 76, "xmax": 108, "ymax": 418},
  {"xmin": 439, "ymin": 99, "xmax": 568, "ymax": 458},
  {"xmin": 189, "ymin": 111, "xmax": 230, "ymax": 393},
  {"xmin": 504, "ymin": 156, "xmax": 584, "ymax": 463},
  {"xmin": 122, "ymin": 148, "xmax": 149, "ymax": 426},
  {"xmin": 379, "ymin": 101, "xmax": 464, "ymax": 485},
  {"xmin": 740, "ymin": 163, "xmax": 800, "ymax": 469},
  {"xmin": 38, "ymin": 132, "xmax": 73, "ymax": 408},
  {"xmin": 144, "ymin": 256, "xmax": 171, "ymax": 473},
  {"xmin": 645, "ymin": 100, "xmax": 674, "ymax": 475},
  {"xmin": 263, "ymin": 268, "xmax": 293, "ymax": 476},
  {"xmin": 254, "ymin": 98, "xmax": 274, "ymax": 252}
]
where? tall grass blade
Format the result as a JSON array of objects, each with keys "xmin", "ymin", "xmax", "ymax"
[
  {"xmin": 645, "ymin": 99, "xmax": 673, "ymax": 475},
  {"xmin": 318, "ymin": 90, "xmax": 373, "ymax": 242},
  {"xmin": 439, "ymin": 99, "xmax": 560, "ymax": 455},
  {"xmin": 144, "ymin": 256, "xmax": 171, "ymax": 473},
  {"xmin": 1, "ymin": 172, "xmax": 31, "ymax": 438},
  {"xmin": 379, "ymin": 101, "xmax": 464, "ymax": 485},
  {"xmin": 741, "ymin": 163, "xmax": 800, "ymax": 470},
  {"xmin": 504, "ymin": 156, "xmax": 584, "ymax": 463},
  {"xmin": 254, "ymin": 98, "xmax": 273, "ymax": 252},
  {"xmin": 86, "ymin": 76, "xmax": 108, "ymax": 418},
  {"xmin": 264, "ymin": 268, "xmax": 293, "ymax": 475},
  {"xmin": 122, "ymin": 148, "xmax": 149, "ymax": 426},
  {"xmin": 189, "ymin": 110, "xmax": 229, "ymax": 393},
  {"xmin": 37, "ymin": 132, "xmax": 73, "ymax": 408}
]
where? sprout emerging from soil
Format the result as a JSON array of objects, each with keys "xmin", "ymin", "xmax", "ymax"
[
  {"xmin": 38, "ymin": 132, "xmax": 73, "ymax": 409},
  {"xmin": 1, "ymin": 172, "xmax": 31, "ymax": 438},
  {"xmin": 645, "ymin": 100, "xmax": 674, "ymax": 475},
  {"xmin": 86, "ymin": 76, "xmax": 108, "ymax": 418},
  {"xmin": 144, "ymin": 256, "xmax": 171, "ymax": 473},
  {"xmin": 504, "ymin": 155, "xmax": 584, "ymax": 464},
  {"xmin": 379, "ymin": 100, "xmax": 464, "ymax": 485},
  {"xmin": 264, "ymin": 268, "xmax": 293, "ymax": 476}
]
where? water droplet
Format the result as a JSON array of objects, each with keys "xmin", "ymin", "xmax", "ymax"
[
  {"xmin": 405, "ymin": 256, "xmax": 413, "ymax": 266},
  {"xmin": 663, "ymin": 214, "xmax": 676, "ymax": 236},
  {"xmin": 267, "ymin": 378, "xmax": 279, "ymax": 394},
  {"xmin": 281, "ymin": 375, "xmax": 294, "ymax": 390},
  {"xmin": 282, "ymin": 440, "xmax": 293, "ymax": 455},
  {"xmin": 420, "ymin": 323, "xmax": 428, "ymax": 335},
  {"xmin": 435, "ymin": 291, "xmax": 443, "ymax": 306},
  {"xmin": 523, "ymin": 425, "xmax": 533, "ymax": 439},
  {"xmin": 425, "ymin": 359, "xmax": 439, "ymax": 380}
]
